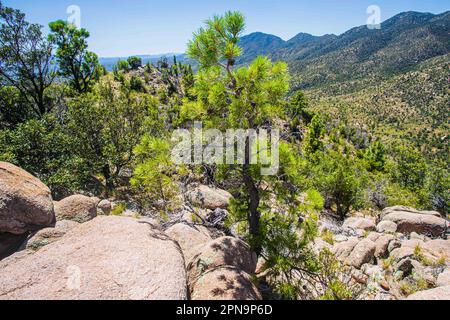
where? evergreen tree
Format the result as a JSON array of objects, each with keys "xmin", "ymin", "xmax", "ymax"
[
  {"xmin": 364, "ymin": 139, "xmax": 386, "ymax": 172},
  {"xmin": 127, "ymin": 56, "xmax": 142, "ymax": 70},
  {"xmin": 48, "ymin": 20, "xmax": 101, "ymax": 93},
  {"xmin": 0, "ymin": 3, "xmax": 56, "ymax": 116},
  {"xmin": 304, "ymin": 115, "xmax": 325, "ymax": 155},
  {"xmin": 186, "ymin": 11, "xmax": 291, "ymax": 254},
  {"xmin": 288, "ymin": 91, "xmax": 312, "ymax": 123},
  {"xmin": 392, "ymin": 144, "xmax": 427, "ymax": 191}
]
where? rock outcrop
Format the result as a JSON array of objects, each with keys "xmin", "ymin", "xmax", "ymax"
[
  {"xmin": 0, "ymin": 162, "xmax": 55, "ymax": 235},
  {"xmin": 333, "ymin": 237, "xmax": 360, "ymax": 261},
  {"xmin": 0, "ymin": 216, "xmax": 187, "ymax": 300},
  {"xmin": 380, "ymin": 206, "xmax": 447, "ymax": 237},
  {"xmin": 2, "ymin": 161, "xmax": 448, "ymax": 301},
  {"xmin": 54, "ymin": 195, "xmax": 100, "ymax": 223},
  {"xmin": 376, "ymin": 220, "xmax": 398, "ymax": 234},
  {"xmin": 186, "ymin": 236, "xmax": 259, "ymax": 300},
  {"xmin": 190, "ymin": 267, "xmax": 262, "ymax": 300},
  {"xmin": 437, "ymin": 269, "xmax": 450, "ymax": 287},
  {"xmin": 24, "ymin": 220, "xmax": 80, "ymax": 251},
  {"xmin": 345, "ymin": 238, "xmax": 377, "ymax": 269},
  {"xmin": 367, "ymin": 232, "xmax": 395, "ymax": 259},
  {"xmin": 390, "ymin": 239, "xmax": 450, "ymax": 265},
  {"xmin": 343, "ymin": 217, "xmax": 376, "ymax": 232},
  {"xmin": 406, "ymin": 286, "xmax": 450, "ymax": 300},
  {"xmin": 188, "ymin": 185, "xmax": 233, "ymax": 210},
  {"xmin": 97, "ymin": 200, "xmax": 112, "ymax": 215},
  {"xmin": 187, "ymin": 237, "xmax": 258, "ymax": 285},
  {"xmin": 381, "ymin": 206, "xmax": 442, "ymax": 219},
  {"xmin": 165, "ymin": 223, "xmax": 213, "ymax": 262}
]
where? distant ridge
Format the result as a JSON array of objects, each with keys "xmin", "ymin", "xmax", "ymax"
[
  {"xmin": 233, "ymin": 11, "xmax": 450, "ymax": 89},
  {"xmin": 100, "ymin": 10, "xmax": 450, "ymax": 87},
  {"xmin": 100, "ymin": 53, "xmax": 183, "ymax": 71}
]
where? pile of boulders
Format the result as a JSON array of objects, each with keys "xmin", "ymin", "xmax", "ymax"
[
  {"xmin": 168, "ymin": 224, "xmax": 260, "ymax": 300},
  {"xmin": 0, "ymin": 162, "xmax": 188, "ymax": 300},
  {"xmin": 0, "ymin": 216, "xmax": 188, "ymax": 300},
  {"xmin": 1, "ymin": 161, "xmax": 448, "ymax": 300},
  {"xmin": 379, "ymin": 206, "xmax": 447, "ymax": 237},
  {"xmin": 318, "ymin": 206, "xmax": 449, "ymax": 300},
  {"xmin": 0, "ymin": 162, "xmax": 261, "ymax": 300}
]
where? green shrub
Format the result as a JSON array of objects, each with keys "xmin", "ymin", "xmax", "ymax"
[
  {"xmin": 321, "ymin": 229, "xmax": 335, "ymax": 245},
  {"xmin": 0, "ymin": 114, "xmax": 89, "ymax": 199},
  {"xmin": 129, "ymin": 75, "xmax": 145, "ymax": 92},
  {"xmin": 111, "ymin": 203, "xmax": 126, "ymax": 216},
  {"xmin": 115, "ymin": 60, "xmax": 130, "ymax": 72},
  {"xmin": 132, "ymin": 135, "xmax": 184, "ymax": 213},
  {"xmin": 391, "ymin": 144, "xmax": 427, "ymax": 191},
  {"xmin": 363, "ymin": 140, "xmax": 387, "ymax": 172},
  {"xmin": 127, "ymin": 56, "xmax": 142, "ymax": 70},
  {"xmin": 304, "ymin": 115, "xmax": 325, "ymax": 155},
  {"xmin": 313, "ymin": 150, "xmax": 367, "ymax": 220}
]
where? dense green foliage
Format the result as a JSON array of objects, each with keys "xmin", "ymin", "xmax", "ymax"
[
  {"xmin": 0, "ymin": 3, "xmax": 55, "ymax": 116},
  {"xmin": 66, "ymin": 75, "xmax": 160, "ymax": 195}
]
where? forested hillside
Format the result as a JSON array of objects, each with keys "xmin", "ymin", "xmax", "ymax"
[{"xmin": 232, "ymin": 11, "xmax": 450, "ymax": 166}]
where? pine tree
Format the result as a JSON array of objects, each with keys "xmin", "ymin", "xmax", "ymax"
[
  {"xmin": 364, "ymin": 139, "xmax": 386, "ymax": 172},
  {"xmin": 304, "ymin": 115, "xmax": 325, "ymax": 156},
  {"xmin": 48, "ymin": 20, "xmax": 101, "ymax": 93},
  {"xmin": 186, "ymin": 11, "xmax": 290, "ymax": 254}
]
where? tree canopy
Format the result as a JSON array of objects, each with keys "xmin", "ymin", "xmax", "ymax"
[{"xmin": 48, "ymin": 20, "xmax": 102, "ymax": 93}]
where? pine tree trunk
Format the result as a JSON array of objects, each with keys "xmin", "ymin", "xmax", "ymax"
[
  {"xmin": 103, "ymin": 165, "xmax": 113, "ymax": 197},
  {"xmin": 243, "ymin": 135, "xmax": 262, "ymax": 255}
]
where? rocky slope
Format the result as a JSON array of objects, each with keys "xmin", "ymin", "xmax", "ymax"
[{"xmin": 0, "ymin": 162, "xmax": 449, "ymax": 300}]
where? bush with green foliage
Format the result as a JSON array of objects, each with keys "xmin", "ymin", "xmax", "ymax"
[
  {"xmin": 311, "ymin": 149, "xmax": 367, "ymax": 219},
  {"xmin": 363, "ymin": 139, "xmax": 387, "ymax": 172},
  {"xmin": 115, "ymin": 60, "xmax": 130, "ymax": 72},
  {"xmin": 0, "ymin": 113, "xmax": 87, "ymax": 199},
  {"xmin": 132, "ymin": 136, "xmax": 185, "ymax": 213},
  {"xmin": 424, "ymin": 162, "xmax": 449, "ymax": 216},
  {"xmin": 315, "ymin": 249, "xmax": 364, "ymax": 300},
  {"xmin": 304, "ymin": 115, "xmax": 326, "ymax": 155},
  {"xmin": 0, "ymin": 86, "xmax": 34, "ymax": 128},
  {"xmin": 288, "ymin": 91, "xmax": 312, "ymax": 124},
  {"xmin": 66, "ymin": 75, "xmax": 160, "ymax": 195},
  {"xmin": 391, "ymin": 144, "xmax": 428, "ymax": 191},
  {"xmin": 129, "ymin": 75, "xmax": 145, "ymax": 92}
]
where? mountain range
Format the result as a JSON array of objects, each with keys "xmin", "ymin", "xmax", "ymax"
[
  {"xmin": 226, "ymin": 11, "xmax": 450, "ymax": 163},
  {"xmin": 101, "ymin": 11, "xmax": 449, "ymax": 89},
  {"xmin": 236, "ymin": 11, "xmax": 450, "ymax": 89},
  {"xmin": 236, "ymin": 11, "xmax": 449, "ymax": 163},
  {"xmin": 99, "ymin": 11, "xmax": 449, "ymax": 162}
]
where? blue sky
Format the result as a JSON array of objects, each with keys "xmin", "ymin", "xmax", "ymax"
[{"xmin": 3, "ymin": 0, "xmax": 449, "ymax": 57}]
